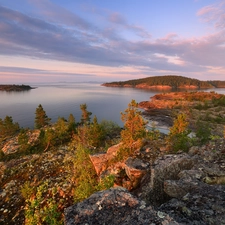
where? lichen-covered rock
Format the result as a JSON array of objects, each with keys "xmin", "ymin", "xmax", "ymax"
[
  {"xmin": 64, "ymin": 187, "xmax": 179, "ymax": 225},
  {"xmin": 160, "ymin": 184, "xmax": 225, "ymax": 225},
  {"xmin": 1, "ymin": 137, "xmax": 19, "ymax": 154},
  {"xmin": 147, "ymin": 154, "xmax": 197, "ymax": 204},
  {"xmin": 1, "ymin": 130, "xmax": 40, "ymax": 155}
]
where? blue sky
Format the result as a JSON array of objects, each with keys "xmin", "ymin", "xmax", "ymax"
[{"xmin": 0, "ymin": 0, "xmax": 225, "ymax": 83}]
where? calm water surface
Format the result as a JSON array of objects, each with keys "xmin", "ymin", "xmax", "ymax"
[
  {"xmin": 1, "ymin": 83, "xmax": 225, "ymax": 129},
  {"xmin": 0, "ymin": 83, "xmax": 158, "ymax": 128}
]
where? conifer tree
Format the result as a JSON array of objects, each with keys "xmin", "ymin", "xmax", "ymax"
[
  {"xmin": 87, "ymin": 115, "xmax": 105, "ymax": 148},
  {"xmin": 166, "ymin": 113, "xmax": 190, "ymax": 152},
  {"xmin": 68, "ymin": 114, "xmax": 76, "ymax": 132},
  {"xmin": 80, "ymin": 104, "xmax": 92, "ymax": 125},
  {"xmin": 34, "ymin": 104, "xmax": 51, "ymax": 129},
  {"xmin": 0, "ymin": 116, "xmax": 20, "ymax": 138},
  {"xmin": 120, "ymin": 99, "xmax": 147, "ymax": 158},
  {"xmin": 55, "ymin": 117, "xmax": 70, "ymax": 144}
]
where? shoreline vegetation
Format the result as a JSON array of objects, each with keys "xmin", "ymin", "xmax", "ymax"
[
  {"xmin": 0, "ymin": 84, "xmax": 35, "ymax": 92},
  {"xmin": 102, "ymin": 75, "xmax": 225, "ymax": 90}
]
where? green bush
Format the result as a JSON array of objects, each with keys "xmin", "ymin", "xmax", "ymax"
[
  {"xmin": 22, "ymin": 181, "xmax": 63, "ymax": 225},
  {"xmin": 18, "ymin": 128, "xmax": 31, "ymax": 154},
  {"xmin": 166, "ymin": 113, "xmax": 191, "ymax": 152},
  {"xmin": 98, "ymin": 175, "xmax": 115, "ymax": 190},
  {"xmin": 193, "ymin": 120, "xmax": 212, "ymax": 145},
  {"xmin": 69, "ymin": 144, "xmax": 98, "ymax": 203}
]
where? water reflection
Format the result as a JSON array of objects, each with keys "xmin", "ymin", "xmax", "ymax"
[{"xmin": 0, "ymin": 83, "xmax": 225, "ymax": 129}]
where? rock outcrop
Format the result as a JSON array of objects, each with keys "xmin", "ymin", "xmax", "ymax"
[
  {"xmin": 89, "ymin": 143, "xmax": 122, "ymax": 176},
  {"xmin": 124, "ymin": 157, "xmax": 149, "ymax": 189},
  {"xmin": 65, "ymin": 139, "xmax": 225, "ymax": 225},
  {"xmin": 146, "ymin": 153, "xmax": 198, "ymax": 204},
  {"xmin": 160, "ymin": 184, "xmax": 225, "ymax": 225},
  {"xmin": 64, "ymin": 187, "xmax": 178, "ymax": 225},
  {"xmin": 1, "ymin": 130, "xmax": 40, "ymax": 155},
  {"xmin": 90, "ymin": 143, "xmax": 150, "ymax": 191}
]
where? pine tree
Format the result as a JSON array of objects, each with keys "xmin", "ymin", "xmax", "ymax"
[
  {"xmin": 54, "ymin": 117, "xmax": 70, "ymax": 144},
  {"xmin": 0, "ymin": 116, "xmax": 20, "ymax": 138},
  {"xmin": 166, "ymin": 113, "xmax": 190, "ymax": 152},
  {"xmin": 80, "ymin": 104, "xmax": 92, "ymax": 125},
  {"xmin": 87, "ymin": 115, "xmax": 105, "ymax": 148},
  {"xmin": 68, "ymin": 114, "xmax": 76, "ymax": 132},
  {"xmin": 119, "ymin": 99, "xmax": 147, "ymax": 158},
  {"xmin": 34, "ymin": 104, "xmax": 51, "ymax": 129}
]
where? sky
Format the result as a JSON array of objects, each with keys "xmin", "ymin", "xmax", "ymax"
[{"xmin": 0, "ymin": 0, "xmax": 225, "ymax": 84}]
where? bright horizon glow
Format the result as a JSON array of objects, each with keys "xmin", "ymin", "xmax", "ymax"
[{"xmin": 0, "ymin": 0, "xmax": 225, "ymax": 83}]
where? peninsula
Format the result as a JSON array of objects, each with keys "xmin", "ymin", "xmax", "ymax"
[
  {"xmin": 0, "ymin": 84, "xmax": 34, "ymax": 92},
  {"xmin": 102, "ymin": 75, "xmax": 225, "ymax": 90}
]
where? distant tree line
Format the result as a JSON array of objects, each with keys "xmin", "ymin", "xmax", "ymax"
[
  {"xmin": 0, "ymin": 84, "xmax": 33, "ymax": 91},
  {"xmin": 103, "ymin": 75, "xmax": 225, "ymax": 89}
]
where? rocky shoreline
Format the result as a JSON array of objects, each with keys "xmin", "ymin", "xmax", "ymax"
[
  {"xmin": 138, "ymin": 91, "xmax": 225, "ymax": 136},
  {"xmin": 101, "ymin": 75, "xmax": 225, "ymax": 90},
  {"xmin": 102, "ymin": 83, "xmax": 205, "ymax": 90}
]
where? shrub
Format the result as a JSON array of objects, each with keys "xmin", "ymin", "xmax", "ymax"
[
  {"xmin": 193, "ymin": 120, "xmax": 212, "ymax": 145},
  {"xmin": 98, "ymin": 175, "xmax": 115, "ymax": 190},
  {"xmin": 18, "ymin": 128, "xmax": 31, "ymax": 154},
  {"xmin": 69, "ymin": 144, "xmax": 98, "ymax": 203},
  {"xmin": 147, "ymin": 122, "xmax": 160, "ymax": 141},
  {"xmin": 22, "ymin": 181, "xmax": 63, "ymax": 225},
  {"xmin": 166, "ymin": 113, "xmax": 191, "ymax": 152}
]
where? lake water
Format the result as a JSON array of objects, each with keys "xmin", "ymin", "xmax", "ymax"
[
  {"xmin": 0, "ymin": 82, "xmax": 159, "ymax": 128},
  {"xmin": 1, "ymin": 83, "xmax": 225, "ymax": 129}
]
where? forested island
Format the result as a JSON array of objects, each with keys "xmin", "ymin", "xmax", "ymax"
[
  {"xmin": 102, "ymin": 75, "xmax": 225, "ymax": 90},
  {"xmin": 0, "ymin": 84, "xmax": 34, "ymax": 91}
]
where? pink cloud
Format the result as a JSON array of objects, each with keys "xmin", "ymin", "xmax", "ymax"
[
  {"xmin": 197, "ymin": 5, "xmax": 216, "ymax": 17},
  {"xmin": 109, "ymin": 12, "xmax": 127, "ymax": 24},
  {"xmin": 197, "ymin": 0, "xmax": 225, "ymax": 29}
]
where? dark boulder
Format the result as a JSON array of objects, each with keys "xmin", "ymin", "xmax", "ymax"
[{"xmin": 64, "ymin": 187, "xmax": 178, "ymax": 225}]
